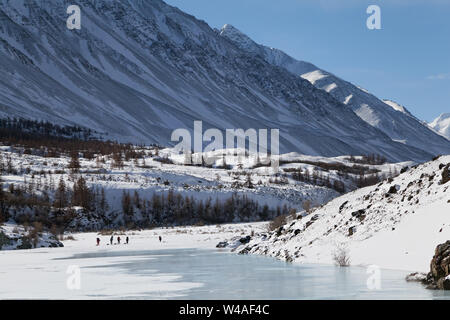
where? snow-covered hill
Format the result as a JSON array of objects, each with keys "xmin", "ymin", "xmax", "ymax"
[
  {"xmin": 429, "ymin": 113, "xmax": 450, "ymax": 140},
  {"xmin": 0, "ymin": 0, "xmax": 442, "ymax": 162},
  {"xmin": 228, "ymin": 155, "xmax": 450, "ymax": 272},
  {"xmin": 0, "ymin": 140, "xmax": 407, "ymax": 238},
  {"xmin": 219, "ymin": 24, "xmax": 450, "ymax": 158}
]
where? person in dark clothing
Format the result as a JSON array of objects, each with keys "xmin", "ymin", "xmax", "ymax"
[
  {"xmin": 110, "ymin": 235, "xmax": 113, "ymax": 245},
  {"xmin": 126, "ymin": 236, "xmax": 129, "ymax": 244},
  {"xmin": 117, "ymin": 236, "xmax": 121, "ymax": 244},
  {"xmin": 159, "ymin": 236, "xmax": 162, "ymax": 242},
  {"xmin": 96, "ymin": 238, "xmax": 100, "ymax": 246}
]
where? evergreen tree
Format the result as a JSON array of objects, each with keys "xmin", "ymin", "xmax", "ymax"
[
  {"xmin": 68, "ymin": 151, "xmax": 81, "ymax": 173},
  {"xmin": 54, "ymin": 178, "xmax": 68, "ymax": 210}
]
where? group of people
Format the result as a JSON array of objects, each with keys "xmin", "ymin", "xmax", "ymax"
[
  {"xmin": 95, "ymin": 235, "xmax": 163, "ymax": 246},
  {"xmin": 96, "ymin": 236, "xmax": 129, "ymax": 246}
]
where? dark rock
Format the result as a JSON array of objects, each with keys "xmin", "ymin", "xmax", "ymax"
[
  {"xmin": 293, "ymin": 229, "xmax": 301, "ymax": 236},
  {"xmin": 441, "ymin": 164, "xmax": 450, "ymax": 185},
  {"xmin": 351, "ymin": 209, "xmax": 365, "ymax": 218},
  {"xmin": 239, "ymin": 235, "xmax": 251, "ymax": 244},
  {"xmin": 388, "ymin": 185, "xmax": 398, "ymax": 194},
  {"xmin": 216, "ymin": 241, "xmax": 228, "ymax": 248},
  {"xmin": 400, "ymin": 166, "xmax": 409, "ymax": 174},
  {"xmin": 426, "ymin": 240, "xmax": 450, "ymax": 290},
  {"xmin": 304, "ymin": 220, "xmax": 314, "ymax": 229},
  {"xmin": 238, "ymin": 246, "xmax": 251, "ymax": 255},
  {"xmin": 348, "ymin": 226, "xmax": 356, "ymax": 236},
  {"xmin": 339, "ymin": 201, "xmax": 348, "ymax": 213},
  {"xmin": 276, "ymin": 227, "xmax": 283, "ymax": 237},
  {"xmin": 437, "ymin": 277, "xmax": 450, "ymax": 290}
]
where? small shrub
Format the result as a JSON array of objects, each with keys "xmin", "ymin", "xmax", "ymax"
[
  {"xmin": 302, "ymin": 200, "xmax": 311, "ymax": 213},
  {"xmin": 333, "ymin": 246, "xmax": 351, "ymax": 267},
  {"xmin": 268, "ymin": 215, "xmax": 286, "ymax": 232}
]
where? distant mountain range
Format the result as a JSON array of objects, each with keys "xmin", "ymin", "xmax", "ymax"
[
  {"xmin": 219, "ymin": 24, "xmax": 450, "ymax": 156},
  {"xmin": 0, "ymin": 0, "xmax": 449, "ymax": 161}
]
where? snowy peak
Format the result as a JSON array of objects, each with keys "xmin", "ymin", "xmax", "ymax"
[{"xmin": 429, "ymin": 113, "xmax": 450, "ymax": 140}]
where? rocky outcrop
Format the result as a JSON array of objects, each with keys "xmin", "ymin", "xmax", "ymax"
[
  {"xmin": 0, "ymin": 229, "xmax": 64, "ymax": 251},
  {"xmin": 427, "ymin": 241, "xmax": 450, "ymax": 290},
  {"xmin": 406, "ymin": 241, "xmax": 450, "ymax": 290},
  {"xmin": 416, "ymin": 241, "xmax": 450, "ymax": 290}
]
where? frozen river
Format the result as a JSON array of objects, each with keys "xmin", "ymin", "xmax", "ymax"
[{"xmin": 10, "ymin": 248, "xmax": 444, "ymax": 300}]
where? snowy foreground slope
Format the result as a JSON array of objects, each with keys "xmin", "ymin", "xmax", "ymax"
[
  {"xmin": 0, "ymin": 0, "xmax": 445, "ymax": 161},
  {"xmin": 219, "ymin": 24, "xmax": 450, "ymax": 157},
  {"xmin": 227, "ymin": 156, "xmax": 450, "ymax": 272}
]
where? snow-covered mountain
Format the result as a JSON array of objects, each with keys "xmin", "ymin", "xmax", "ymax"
[
  {"xmin": 429, "ymin": 113, "xmax": 450, "ymax": 140},
  {"xmin": 0, "ymin": 0, "xmax": 444, "ymax": 161},
  {"xmin": 228, "ymin": 155, "xmax": 450, "ymax": 272},
  {"xmin": 219, "ymin": 24, "xmax": 450, "ymax": 157}
]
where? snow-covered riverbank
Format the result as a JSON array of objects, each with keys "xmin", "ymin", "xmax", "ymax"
[{"xmin": 1, "ymin": 219, "xmax": 449, "ymax": 299}]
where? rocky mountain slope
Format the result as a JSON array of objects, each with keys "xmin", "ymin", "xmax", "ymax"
[
  {"xmin": 227, "ymin": 155, "xmax": 450, "ymax": 272},
  {"xmin": 0, "ymin": 0, "xmax": 442, "ymax": 162},
  {"xmin": 219, "ymin": 24, "xmax": 450, "ymax": 157}
]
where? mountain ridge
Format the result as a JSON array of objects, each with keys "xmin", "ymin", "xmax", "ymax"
[{"xmin": 219, "ymin": 23, "xmax": 450, "ymax": 157}]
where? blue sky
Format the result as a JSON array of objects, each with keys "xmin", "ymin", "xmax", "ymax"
[{"xmin": 164, "ymin": 0, "xmax": 450, "ymax": 122}]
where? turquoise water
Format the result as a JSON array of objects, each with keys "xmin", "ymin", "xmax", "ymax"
[{"xmin": 62, "ymin": 248, "xmax": 450, "ymax": 300}]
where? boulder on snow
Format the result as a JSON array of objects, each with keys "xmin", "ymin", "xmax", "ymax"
[
  {"xmin": 441, "ymin": 164, "xmax": 449, "ymax": 185},
  {"xmin": 239, "ymin": 235, "xmax": 251, "ymax": 244},
  {"xmin": 387, "ymin": 185, "xmax": 399, "ymax": 194},
  {"xmin": 405, "ymin": 272, "xmax": 428, "ymax": 282},
  {"xmin": 351, "ymin": 209, "xmax": 366, "ymax": 221},
  {"xmin": 348, "ymin": 226, "xmax": 356, "ymax": 236},
  {"xmin": 216, "ymin": 241, "xmax": 228, "ymax": 248}
]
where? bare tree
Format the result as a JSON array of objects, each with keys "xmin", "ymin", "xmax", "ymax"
[
  {"xmin": 302, "ymin": 200, "xmax": 311, "ymax": 213},
  {"xmin": 333, "ymin": 245, "xmax": 351, "ymax": 267}
]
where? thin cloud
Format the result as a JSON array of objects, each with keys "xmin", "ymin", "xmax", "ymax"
[{"xmin": 426, "ymin": 73, "xmax": 450, "ymax": 80}]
